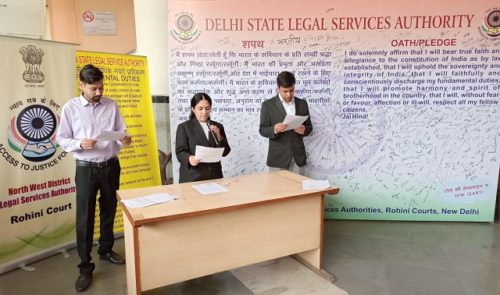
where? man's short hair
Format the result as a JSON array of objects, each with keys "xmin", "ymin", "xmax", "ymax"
[
  {"xmin": 277, "ymin": 71, "xmax": 296, "ymax": 88},
  {"xmin": 79, "ymin": 64, "xmax": 104, "ymax": 84}
]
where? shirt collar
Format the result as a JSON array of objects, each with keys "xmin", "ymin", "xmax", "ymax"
[
  {"xmin": 79, "ymin": 94, "xmax": 100, "ymax": 107},
  {"xmin": 279, "ymin": 93, "xmax": 294, "ymax": 105}
]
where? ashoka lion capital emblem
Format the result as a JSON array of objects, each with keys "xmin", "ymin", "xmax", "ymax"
[{"xmin": 19, "ymin": 45, "xmax": 45, "ymax": 83}]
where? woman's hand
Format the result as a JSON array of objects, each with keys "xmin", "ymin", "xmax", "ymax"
[{"xmin": 210, "ymin": 125, "xmax": 223, "ymax": 141}]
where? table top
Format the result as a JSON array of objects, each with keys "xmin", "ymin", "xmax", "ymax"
[{"xmin": 117, "ymin": 170, "xmax": 340, "ymax": 226}]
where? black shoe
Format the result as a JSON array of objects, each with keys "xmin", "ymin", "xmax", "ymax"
[
  {"xmin": 99, "ymin": 250, "xmax": 125, "ymax": 264},
  {"xmin": 75, "ymin": 273, "xmax": 92, "ymax": 292}
]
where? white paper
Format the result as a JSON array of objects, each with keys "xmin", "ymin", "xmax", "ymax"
[
  {"xmin": 302, "ymin": 180, "xmax": 330, "ymax": 190},
  {"xmin": 121, "ymin": 193, "xmax": 176, "ymax": 208},
  {"xmin": 96, "ymin": 131, "xmax": 126, "ymax": 141},
  {"xmin": 283, "ymin": 115, "xmax": 308, "ymax": 131},
  {"xmin": 195, "ymin": 145, "xmax": 225, "ymax": 163},
  {"xmin": 192, "ymin": 183, "xmax": 228, "ymax": 195}
]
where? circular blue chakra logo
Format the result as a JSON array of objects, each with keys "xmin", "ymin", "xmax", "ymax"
[
  {"xmin": 171, "ymin": 12, "xmax": 201, "ymax": 43},
  {"xmin": 9, "ymin": 104, "xmax": 58, "ymax": 162},
  {"xmin": 480, "ymin": 9, "xmax": 500, "ymax": 38}
]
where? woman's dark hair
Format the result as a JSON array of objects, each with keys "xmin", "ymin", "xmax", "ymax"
[
  {"xmin": 277, "ymin": 71, "xmax": 296, "ymax": 88},
  {"xmin": 79, "ymin": 64, "xmax": 103, "ymax": 84},
  {"xmin": 189, "ymin": 93, "xmax": 212, "ymax": 119}
]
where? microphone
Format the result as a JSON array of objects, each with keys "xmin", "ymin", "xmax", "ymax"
[{"xmin": 207, "ymin": 120, "xmax": 220, "ymax": 146}]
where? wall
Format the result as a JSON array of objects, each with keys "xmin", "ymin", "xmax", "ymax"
[
  {"xmin": 0, "ymin": 0, "xmax": 46, "ymax": 38},
  {"xmin": 46, "ymin": 0, "xmax": 172, "ymax": 164},
  {"xmin": 132, "ymin": 0, "xmax": 171, "ymax": 162},
  {"xmin": 132, "ymin": 0, "xmax": 169, "ymax": 96},
  {"xmin": 47, "ymin": 0, "xmax": 137, "ymax": 53}
]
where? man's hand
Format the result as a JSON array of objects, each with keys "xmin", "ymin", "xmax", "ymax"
[
  {"xmin": 80, "ymin": 138, "xmax": 97, "ymax": 150},
  {"xmin": 274, "ymin": 123, "xmax": 288, "ymax": 133},
  {"xmin": 189, "ymin": 155, "xmax": 200, "ymax": 166},
  {"xmin": 294, "ymin": 125, "xmax": 305, "ymax": 135},
  {"xmin": 120, "ymin": 135, "xmax": 132, "ymax": 146}
]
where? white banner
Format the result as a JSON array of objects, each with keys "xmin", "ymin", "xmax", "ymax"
[
  {"xmin": 168, "ymin": 0, "xmax": 500, "ymax": 222},
  {"xmin": 0, "ymin": 36, "xmax": 76, "ymax": 273}
]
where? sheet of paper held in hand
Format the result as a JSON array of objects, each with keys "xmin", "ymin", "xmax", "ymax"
[
  {"xmin": 302, "ymin": 179, "xmax": 330, "ymax": 190},
  {"xmin": 96, "ymin": 131, "xmax": 127, "ymax": 141},
  {"xmin": 121, "ymin": 193, "xmax": 176, "ymax": 208},
  {"xmin": 192, "ymin": 183, "xmax": 228, "ymax": 195},
  {"xmin": 283, "ymin": 115, "xmax": 308, "ymax": 131},
  {"xmin": 195, "ymin": 145, "xmax": 225, "ymax": 163}
]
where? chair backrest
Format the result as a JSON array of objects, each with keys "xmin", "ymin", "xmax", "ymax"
[{"xmin": 158, "ymin": 149, "xmax": 172, "ymax": 185}]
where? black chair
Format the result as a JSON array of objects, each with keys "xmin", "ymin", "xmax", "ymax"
[{"xmin": 158, "ymin": 149, "xmax": 172, "ymax": 185}]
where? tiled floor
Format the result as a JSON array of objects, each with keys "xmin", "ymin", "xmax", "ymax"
[
  {"xmin": 1, "ymin": 220, "xmax": 499, "ymax": 295},
  {"xmin": 325, "ymin": 220, "xmax": 500, "ymax": 295}
]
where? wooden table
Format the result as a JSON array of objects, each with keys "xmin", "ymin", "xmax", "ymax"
[{"xmin": 117, "ymin": 171, "xmax": 340, "ymax": 294}]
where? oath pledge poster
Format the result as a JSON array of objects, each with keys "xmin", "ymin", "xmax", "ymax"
[{"xmin": 168, "ymin": 0, "xmax": 500, "ymax": 221}]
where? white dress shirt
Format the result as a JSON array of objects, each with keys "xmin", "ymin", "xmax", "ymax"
[
  {"xmin": 56, "ymin": 95, "xmax": 127, "ymax": 162},
  {"xmin": 279, "ymin": 93, "xmax": 295, "ymax": 116},
  {"xmin": 199, "ymin": 121, "xmax": 210, "ymax": 140}
]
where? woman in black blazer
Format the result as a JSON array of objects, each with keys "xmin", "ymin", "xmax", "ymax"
[{"xmin": 175, "ymin": 93, "xmax": 231, "ymax": 183}]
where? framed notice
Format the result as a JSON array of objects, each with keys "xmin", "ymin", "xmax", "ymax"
[{"xmin": 81, "ymin": 10, "xmax": 117, "ymax": 35}]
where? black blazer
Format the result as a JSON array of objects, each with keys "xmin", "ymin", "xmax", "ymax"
[
  {"xmin": 259, "ymin": 95, "xmax": 313, "ymax": 168},
  {"xmin": 175, "ymin": 118, "xmax": 231, "ymax": 183}
]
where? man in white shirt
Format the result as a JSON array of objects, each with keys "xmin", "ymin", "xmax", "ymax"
[{"xmin": 56, "ymin": 64, "xmax": 131, "ymax": 292}]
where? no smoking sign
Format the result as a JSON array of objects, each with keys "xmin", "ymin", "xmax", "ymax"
[{"xmin": 82, "ymin": 10, "xmax": 94, "ymax": 22}]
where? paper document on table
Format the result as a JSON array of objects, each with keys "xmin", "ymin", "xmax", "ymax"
[
  {"xmin": 192, "ymin": 183, "xmax": 228, "ymax": 195},
  {"xmin": 121, "ymin": 193, "xmax": 176, "ymax": 208},
  {"xmin": 302, "ymin": 180, "xmax": 330, "ymax": 190},
  {"xmin": 195, "ymin": 145, "xmax": 225, "ymax": 163},
  {"xmin": 283, "ymin": 115, "xmax": 308, "ymax": 131},
  {"xmin": 96, "ymin": 131, "xmax": 126, "ymax": 141}
]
